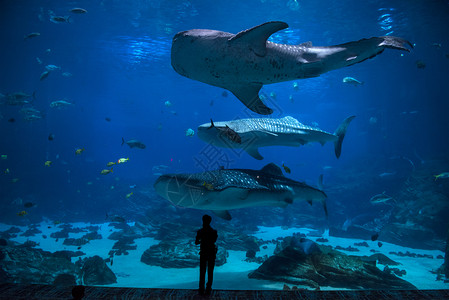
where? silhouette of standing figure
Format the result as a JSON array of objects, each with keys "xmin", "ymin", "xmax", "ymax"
[{"xmin": 195, "ymin": 214, "xmax": 218, "ymax": 295}]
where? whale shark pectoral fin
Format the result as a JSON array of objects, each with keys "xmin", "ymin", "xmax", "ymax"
[
  {"xmin": 229, "ymin": 21, "xmax": 289, "ymax": 57},
  {"xmin": 378, "ymin": 36, "xmax": 413, "ymax": 52},
  {"xmin": 229, "ymin": 83, "xmax": 273, "ymax": 115},
  {"xmin": 212, "ymin": 210, "xmax": 232, "ymax": 220},
  {"xmin": 246, "ymin": 147, "xmax": 264, "ymax": 160}
]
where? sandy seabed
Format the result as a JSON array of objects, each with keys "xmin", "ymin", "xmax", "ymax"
[{"xmin": 0, "ymin": 222, "xmax": 447, "ymax": 290}]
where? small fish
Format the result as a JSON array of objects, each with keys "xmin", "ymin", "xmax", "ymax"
[
  {"xmin": 40, "ymin": 71, "xmax": 50, "ymax": 81},
  {"xmin": 36, "ymin": 57, "xmax": 42, "ymax": 64},
  {"xmin": 343, "ymin": 76, "xmax": 364, "ymax": 86},
  {"xmin": 50, "ymin": 16, "xmax": 70, "ymax": 23},
  {"xmin": 1, "ymin": 155, "xmax": 7, "ymax": 160},
  {"xmin": 185, "ymin": 128, "xmax": 195, "ymax": 137},
  {"xmin": 8, "ymin": 118, "xmax": 15, "ymax": 123},
  {"xmin": 126, "ymin": 192, "xmax": 133, "ymax": 199},
  {"xmin": 432, "ymin": 43, "xmax": 442, "ymax": 48},
  {"xmin": 62, "ymin": 72, "xmax": 72, "ymax": 77},
  {"xmin": 70, "ymin": 8, "xmax": 87, "ymax": 14},
  {"xmin": 44, "ymin": 160, "xmax": 52, "ymax": 167},
  {"xmin": 54, "ymin": 220, "xmax": 61, "ymax": 225},
  {"xmin": 122, "ymin": 138, "xmax": 146, "ymax": 149},
  {"xmin": 434, "ymin": 172, "xmax": 449, "ymax": 180},
  {"xmin": 100, "ymin": 168, "xmax": 113, "ymax": 175},
  {"xmin": 209, "ymin": 119, "xmax": 241, "ymax": 144},
  {"xmin": 17, "ymin": 210, "xmax": 27, "ymax": 217},
  {"xmin": 48, "ymin": 134, "xmax": 55, "ymax": 141},
  {"xmin": 292, "ymin": 82, "xmax": 299, "ymax": 90},
  {"xmin": 4, "ymin": 168, "xmax": 10, "ymax": 174},
  {"xmin": 75, "ymin": 148, "xmax": 85, "ymax": 155},
  {"xmin": 378, "ymin": 241, "xmax": 383, "ymax": 248},
  {"xmin": 45, "ymin": 64, "xmax": 60, "ymax": 71},
  {"xmin": 222, "ymin": 125, "xmax": 241, "ymax": 144},
  {"xmin": 164, "ymin": 100, "xmax": 172, "ymax": 107},
  {"xmin": 202, "ymin": 182, "xmax": 214, "ymax": 191},
  {"xmin": 107, "ymin": 162, "xmax": 116, "ymax": 167},
  {"xmin": 117, "ymin": 158, "xmax": 129, "ymax": 164},
  {"xmin": 24, "ymin": 202, "xmax": 35, "ymax": 208},
  {"xmin": 24, "ymin": 32, "xmax": 40, "ymax": 40},
  {"xmin": 77, "ymin": 246, "xmax": 82, "ymax": 250},
  {"xmin": 105, "ymin": 117, "xmax": 111, "ymax": 122},
  {"xmin": 415, "ymin": 60, "xmax": 426, "ymax": 69},
  {"xmin": 282, "ymin": 163, "xmax": 291, "ymax": 174},
  {"xmin": 371, "ymin": 233, "xmax": 379, "ymax": 241},
  {"xmin": 50, "ymin": 100, "xmax": 73, "ymax": 108},
  {"xmin": 370, "ymin": 192, "xmax": 394, "ymax": 204}
]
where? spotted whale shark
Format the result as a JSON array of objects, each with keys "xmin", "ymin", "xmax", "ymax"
[
  {"xmin": 197, "ymin": 115, "xmax": 355, "ymax": 160},
  {"xmin": 171, "ymin": 21, "xmax": 412, "ymax": 114},
  {"xmin": 154, "ymin": 163, "xmax": 327, "ymax": 220}
]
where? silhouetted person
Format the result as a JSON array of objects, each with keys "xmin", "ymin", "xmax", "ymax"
[
  {"xmin": 195, "ymin": 214, "xmax": 218, "ymax": 295},
  {"xmin": 71, "ymin": 285, "xmax": 85, "ymax": 300}
]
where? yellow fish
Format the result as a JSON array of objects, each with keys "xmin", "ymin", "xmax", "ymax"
[
  {"xmin": 202, "ymin": 182, "xmax": 214, "ymax": 191},
  {"xmin": 107, "ymin": 162, "xmax": 116, "ymax": 167},
  {"xmin": 434, "ymin": 172, "xmax": 449, "ymax": 180},
  {"xmin": 75, "ymin": 148, "xmax": 85, "ymax": 155},
  {"xmin": 117, "ymin": 157, "xmax": 129, "ymax": 164},
  {"xmin": 126, "ymin": 192, "xmax": 133, "ymax": 198},
  {"xmin": 4, "ymin": 168, "xmax": 9, "ymax": 174},
  {"xmin": 44, "ymin": 160, "xmax": 52, "ymax": 167},
  {"xmin": 282, "ymin": 163, "xmax": 291, "ymax": 174},
  {"xmin": 17, "ymin": 210, "xmax": 27, "ymax": 217},
  {"xmin": 100, "ymin": 168, "xmax": 113, "ymax": 175}
]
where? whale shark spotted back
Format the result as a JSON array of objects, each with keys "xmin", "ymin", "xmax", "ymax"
[{"xmin": 198, "ymin": 115, "xmax": 356, "ymax": 160}]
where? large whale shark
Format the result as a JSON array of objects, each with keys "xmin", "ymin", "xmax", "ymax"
[
  {"xmin": 171, "ymin": 21, "xmax": 413, "ymax": 114},
  {"xmin": 154, "ymin": 163, "xmax": 327, "ymax": 220},
  {"xmin": 197, "ymin": 115, "xmax": 355, "ymax": 160}
]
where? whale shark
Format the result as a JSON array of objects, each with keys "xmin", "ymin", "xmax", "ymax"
[
  {"xmin": 154, "ymin": 163, "xmax": 327, "ymax": 220},
  {"xmin": 171, "ymin": 21, "xmax": 412, "ymax": 114},
  {"xmin": 197, "ymin": 115, "xmax": 355, "ymax": 160}
]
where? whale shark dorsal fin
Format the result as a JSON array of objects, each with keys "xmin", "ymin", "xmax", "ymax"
[
  {"xmin": 246, "ymin": 147, "xmax": 263, "ymax": 160},
  {"xmin": 229, "ymin": 21, "xmax": 289, "ymax": 57},
  {"xmin": 229, "ymin": 83, "xmax": 273, "ymax": 115},
  {"xmin": 212, "ymin": 210, "xmax": 231, "ymax": 220},
  {"xmin": 261, "ymin": 163, "xmax": 284, "ymax": 177}
]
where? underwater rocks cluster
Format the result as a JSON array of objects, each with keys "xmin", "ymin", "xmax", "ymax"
[
  {"xmin": 328, "ymin": 159, "xmax": 449, "ymax": 252},
  {"xmin": 139, "ymin": 221, "xmax": 261, "ymax": 268},
  {"xmin": 0, "ymin": 238, "xmax": 116, "ymax": 286},
  {"xmin": 141, "ymin": 241, "xmax": 227, "ymax": 268},
  {"xmin": 249, "ymin": 237, "xmax": 416, "ymax": 290}
]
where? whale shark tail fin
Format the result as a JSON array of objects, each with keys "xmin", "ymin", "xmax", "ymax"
[{"xmin": 333, "ymin": 116, "xmax": 356, "ymax": 159}]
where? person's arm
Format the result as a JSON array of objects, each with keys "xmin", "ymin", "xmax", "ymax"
[{"xmin": 195, "ymin": 230, "xmax": 201, "ymax": 245}]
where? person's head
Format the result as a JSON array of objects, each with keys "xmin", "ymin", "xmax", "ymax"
[{"xmin": 202, "ymin": 214, "xmax": 212, "ymax": 226}]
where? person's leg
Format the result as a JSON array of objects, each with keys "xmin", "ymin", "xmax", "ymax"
[
  {"xmin": 199, "ymin": 255, "xmax": 206, "ymax": 294},
  {"xmin": 205, "ymin": 256, "xmax": 216, "ymax": 294}
]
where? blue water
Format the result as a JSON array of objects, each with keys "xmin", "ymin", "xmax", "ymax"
[{"xmin": 0, "ymin": 0, "xmax": 448, "ymax": 236}]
